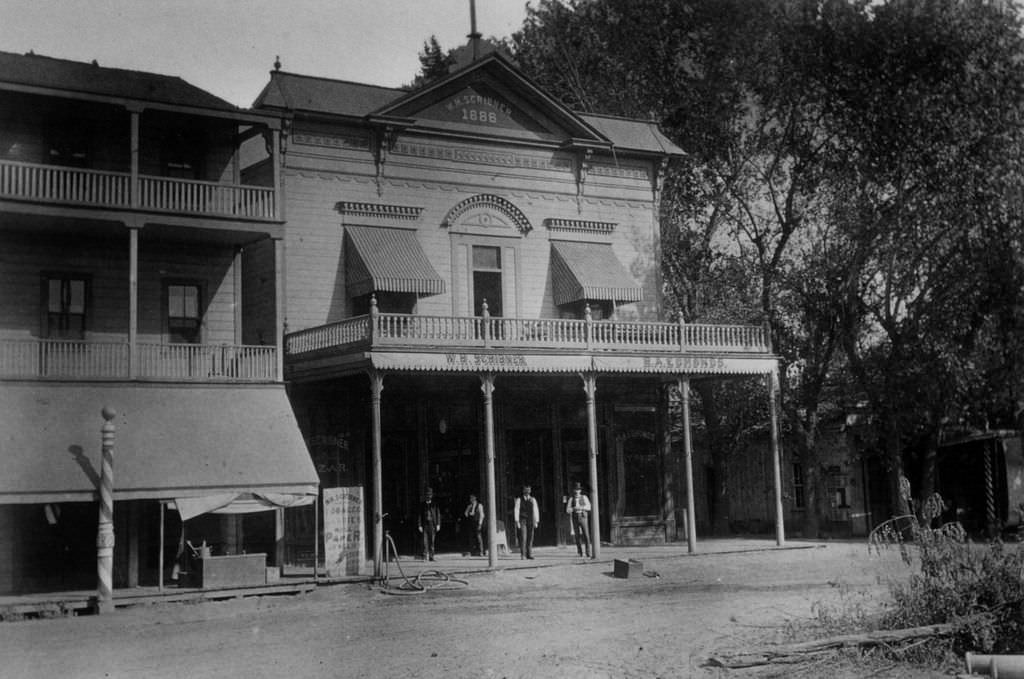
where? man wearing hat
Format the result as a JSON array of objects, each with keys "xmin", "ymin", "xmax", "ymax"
[
  {"xmin": 513, "ymin": 485, "xmax": 540, "ymax": 559},
  {"xmin": 566, "ymin": 482, "xmax": 592, "ymax": 558},
  {"xmin": 417, "ymin": 487, "xmax": 441, "ymax": 561}
]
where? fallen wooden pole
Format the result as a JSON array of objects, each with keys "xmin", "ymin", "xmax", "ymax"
[{"xmin": 708, "ymin": 620, "xmax": 962, "ymax": 669}]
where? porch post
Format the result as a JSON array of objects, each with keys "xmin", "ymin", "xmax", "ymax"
[
  {"xmin": 768, "ymin": 366, "xmax": 786, "ymax": 545},
  {"xmin": 369, "ymin": 369, "xmax": 384, "ymax": 579},
  {"xmin": 97, "ymin": 407, "xmax": 116, "ymax": 614},
  {"xmin": 128, "ymin": 107, "xmax": 140, "ymax": 208},
  {"xmin": 128, "ymin": 225, "xmax": 138, "ymax": 378},
  {"xmin": 582, "ymin": 372, "xmax": 601, "ymax": 559},
  {"xmin": 678, "ymin": 378, "xmax": 697, "ymax": 552},
  {"xmin": 480, "ymin": 373, "xmax": 498, "ymax": 569},
  {"xmin": 274, "ymin": 238, "xmax": 285, "ymax": 381}
]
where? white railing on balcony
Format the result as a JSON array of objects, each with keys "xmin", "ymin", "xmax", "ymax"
[
  {"xmin": 0, "ymin": 159, "xmax": 131, "ymax": 207},
  {"xmin": 139, "ymin": 176, "xmax": 276, "ymax": 219},
  {"xmin": 0, "ymin": 339, "xmax": 277, "ymax": 381},
  {"xmin": 0, "ymin": 159, "xmax": 276, "ymax": 220},
  {"xmin": 0, "ymin": 339, "xmax": 130, "ymax": 378},
  {"xmin": 285, "ymin": 313, "xmax": 770, "ymax": 357},
  {"xmin": 135, "ymin": 343, "xmax": 277, "ymax": 380}
]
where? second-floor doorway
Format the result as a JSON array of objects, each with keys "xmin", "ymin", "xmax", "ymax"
[{"xmin": 471, "ymin": 245, "xmax": 502, "ymax": 317}]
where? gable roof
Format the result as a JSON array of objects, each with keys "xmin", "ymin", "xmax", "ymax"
[
  {"xmin": 254, "ymin": 52, "xmax": 683, "ymax": 156},
  {"xmin": 253, "ymin": 72, "xmax": 406, "ymax": 118},
  {"xmin": 0, "ymin": 50, "xmax": 237, "ymax": 112}
]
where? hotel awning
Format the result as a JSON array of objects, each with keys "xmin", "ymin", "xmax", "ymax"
[
  {"xmin": 0, "ymin": 382, "xmax": 319, "ymax": 504},
  {"xmin": 345, "ymin": 226, "xmax": 445, "ymax": 298},
  {"xmin": 550, "ymin": 241, "xmax": 645, "ymax": 305}
]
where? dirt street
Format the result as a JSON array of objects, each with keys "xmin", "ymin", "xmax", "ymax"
[{"xmin": 0, "ymin": 541, "xmax": 924, "ymax": 679}]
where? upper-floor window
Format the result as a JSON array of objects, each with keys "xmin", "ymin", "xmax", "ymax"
[
  {"xmin": 44, "ymin": 275, "xmax": 88, "ymax": 339},
  {"xmin": 161, "ymin": 129, "xmax": 204, "ymax": 180},
  {"xmin": 166, "ymin": 282, "xmax": 202, "ymax": 343},
  {"xmin": 47, "ymin": 124, "xmax": 90, "ymax": 168},
  {"xmin": 472, "ymin": 245, "xmax": 502, "ymax": 317}
]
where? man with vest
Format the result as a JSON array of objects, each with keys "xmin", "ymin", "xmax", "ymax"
[
  {"xmin": 514, "ymin": 485, "xmax": 540, "ymax": 560},
  {"xmin": 462, "ymin": 493, "xmax": 485, "ymax": 556},
  {"xmin": 566, "ymin": 481, "xmax": 592, "ymax": 558}
]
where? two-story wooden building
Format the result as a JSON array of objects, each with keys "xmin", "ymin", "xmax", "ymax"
[
  {"xmin": 0, "ymin": 51, "xmax": 318, "ymax": 596},
  {"xmin": 253, "ymin": 53, "xmax": 785, "ymax": 576}
]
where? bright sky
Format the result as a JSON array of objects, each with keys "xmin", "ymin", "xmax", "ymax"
[{"xmin": 0, "ymin": 0, "xmax": 531, "ymax": 107}]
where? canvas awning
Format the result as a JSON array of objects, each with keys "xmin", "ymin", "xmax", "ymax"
[
  {"xmin": 550, "ymin": 241, "xmax": 644, "ymax": 305},
  {"xmin": 0, "ymin": 382, "xmax": 319, "ymax": 504},
  {"xmin": 345, "ymin": 225, "xmax": 445, "ymax": 298}
]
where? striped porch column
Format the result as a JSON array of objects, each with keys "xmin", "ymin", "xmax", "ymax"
[{"xmin": 97, "ymin": 407, "xmax": 116, "ymax": 614}]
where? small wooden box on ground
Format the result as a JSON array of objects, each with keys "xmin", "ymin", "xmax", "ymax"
[{"xmin": 613, "ymin": 558, "xmax": 643, "ymax": 578}]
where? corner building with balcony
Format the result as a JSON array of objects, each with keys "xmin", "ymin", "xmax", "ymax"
[
  {"xmin": 0, "ymin": 52, "xmax": 318, "ymax": 596},
  {"xmin": 257, "ymin": 53, "xmax": 785, "ymax": 574}
]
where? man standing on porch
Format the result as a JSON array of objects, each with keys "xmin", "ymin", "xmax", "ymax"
[
  {"xmin": 566, "ymin": 482, "xmax": 592, "ymax": 559},
  {"xmin": 514, "ymin": 485, "xmax": 540, "ymax": 560},
  {"xmin": 417, "ymin": 487, "xmax": 441, "ymax": 561}
]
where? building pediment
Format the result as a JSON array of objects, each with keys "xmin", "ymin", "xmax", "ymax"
[{"xmin": 373, "ymin": 54, "xmax": 609, "ymax": 149}]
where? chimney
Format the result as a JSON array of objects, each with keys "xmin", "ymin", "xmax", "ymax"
[{"xmin": 468, "ymin": 0, "xmax": 482, "ymax": 62}]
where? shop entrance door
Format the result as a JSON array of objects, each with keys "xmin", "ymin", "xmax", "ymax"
[{"xmin": 504, "ymin": 429, "xmax": 555, "ymax": 546}]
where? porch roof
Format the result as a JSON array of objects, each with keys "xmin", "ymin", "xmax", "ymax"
[
  {"xmin": 0, "ymin": 382, "xmax": 318, "ymax": 504},
  {"xmin": 345, "ymin": 226, "xmax": 445, "ymax": 298}
]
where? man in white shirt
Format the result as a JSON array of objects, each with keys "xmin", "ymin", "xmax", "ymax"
[{"xmin": 566, "ymin": 482, "xmax": 592, "ymax": 558}]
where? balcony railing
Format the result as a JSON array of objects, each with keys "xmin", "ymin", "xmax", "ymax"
[
  {"xmin": 286, "ymin": 313, "xmax": 770, "ymax": 357},
  {"xmin": 139, "ymin": 176, "xmax": 276, "ymax": 219},
  {"xmin": 0, "ymin": 159, "xmax": 276, "ymax": 220},
  {"xmin": 0, "ymin": 338, "xmax": 278, "ymax": 381}
]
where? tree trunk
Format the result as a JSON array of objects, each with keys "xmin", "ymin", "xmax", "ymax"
[
  {"xmin": 918, "ymin": 427, "xmax": 940, "ymax": 519},
  {"xmin": 797, "ymin": 416, "xmax": 822, "ymax": 539}
]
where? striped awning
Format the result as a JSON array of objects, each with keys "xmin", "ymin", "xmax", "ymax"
[
  {"xmin": 550, "ymin": 241, "xmax": 644, "ymax": 305},
  {"xmin": 345, "ymin": 226, "xmax": 445, "ymax": 298},
  {"xmin": 0, "ymin": 382, "xmax": 319, "ymax": 504}
]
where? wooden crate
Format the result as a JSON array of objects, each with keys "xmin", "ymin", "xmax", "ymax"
[
  {"xmin": 196, "ymin": 554, "xmax": 267, "ymax": 588},
  {"xmin": 613, "ymin": 558, "xmax": 644, "ymax": 579}
]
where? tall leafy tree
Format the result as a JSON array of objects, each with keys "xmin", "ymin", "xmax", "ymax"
[
  {"xmin": 805, "ymin": 0, "xmax": 1024, "ymax": 513},
  {"xmin": 514, "ymin": 0, "xmax": 847, "ymax": 536}
]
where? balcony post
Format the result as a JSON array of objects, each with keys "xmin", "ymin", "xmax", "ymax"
[
  {"xmin": 272, "ymin": 128, "xmax": 283, "ymax": 222},
  {"xmin": 127, "ymin": 105, "xmax": 142, "ymax": 209},
  {"xmin": 585, "ymin": 303, "xmax": 593, "ymax": 351},
  {"xmin": 128, "ymin": 224, "xmax": 139, "ymax": 378},
  {"xmin": 678, "ymin": 315, "xmax": 687, "ymax": 353},
  {"xmin": 482, "ymin": 299, "xmax": 490, "ymax": 348},
  {"xmin": 274, "ymin": 237, "xmax": 285, "ymax": 381},
  {"xmin": 581, "ymin": 372, "xmax": 601, "ymax": 559},
  {"xmin": 369, "ymin": 294, "xmax": 378, "ymax": 344}
]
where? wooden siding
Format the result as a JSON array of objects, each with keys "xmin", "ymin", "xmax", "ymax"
[
  {"xmin": 0, "ymin": 230, "xmax": 237, "ymax": 346},
  {"xmin": 282, "ymin": 121, "xmax": 663, "ymax": 333},
  {"xmin": 241, "ymin": 238, "xmax": 277, "ymax": 345}
]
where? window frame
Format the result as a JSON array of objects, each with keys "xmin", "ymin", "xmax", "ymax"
[
  {"xmin": 163, "ymin": 279, "xmax": 205, "ymax": 344},
  {"xmin": 40, "ymin": 272, "xmax": 90, "ymax": 340}
]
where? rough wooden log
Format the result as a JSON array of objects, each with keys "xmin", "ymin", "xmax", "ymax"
[{"xmin": 707, "ymin": 621, "xmax": 961, "ymax": 669}]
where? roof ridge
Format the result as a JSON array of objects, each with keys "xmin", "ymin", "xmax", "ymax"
[
  {"xmin": 0, "ymin": 49, "xmax": 190, "ymax": 82},
  {"xmin": 273, "ymin": 70, "xmax": 408, "ymax": 93}
]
